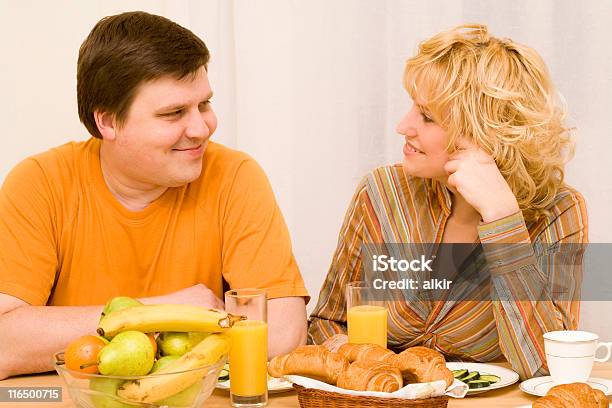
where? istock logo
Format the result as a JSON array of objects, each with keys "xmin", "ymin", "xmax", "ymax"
[{"xmin": 372, "ymin": 255, "xmax": 433, "ymax": 272}]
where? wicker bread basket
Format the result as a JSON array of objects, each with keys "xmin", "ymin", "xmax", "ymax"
[{"xmin": 293, "ymin": 384, "xmax": 449, "ymax": 408}]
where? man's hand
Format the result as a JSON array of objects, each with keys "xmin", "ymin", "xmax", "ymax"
[
  {"xmin": 145, "ymin": 284, "xmax": 224, "ymax": 309},
  {"xmin": 443, "ymin": 139, "xmax": 520, "ymax": 223}
]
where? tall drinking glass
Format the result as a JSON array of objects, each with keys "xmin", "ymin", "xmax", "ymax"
[
  {"xmin": 225, "ymin": 288, "xmax": 268, "ymax": 408},
  {"xmin": 346, "ymin": 281, "xmax": 388, "ymax": 347}
]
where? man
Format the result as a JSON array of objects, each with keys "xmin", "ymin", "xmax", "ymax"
[{"xmin": 0, "ymin": 11, "xmax": 308, "ymax": 379}]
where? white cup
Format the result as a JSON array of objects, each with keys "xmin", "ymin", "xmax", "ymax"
[{"xmin": 543, "ymin": 330, "xmax": 612, "ymax": 384}]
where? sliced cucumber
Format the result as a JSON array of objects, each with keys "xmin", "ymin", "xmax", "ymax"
[
  {"xmin": 218, "ymin": 363, "xmax": 230, "ymax": 382},
  {"xmin": 479, "ymin": 374, "xmax": 500, "ymax": 384},
  {"xmin": 452, "ymin": 369, "xmax": 469, "ymax": 380},
  {"xmin": 462, "ymin": 371, "xmax": 480, "ymax": 382},
  {"xmin": 218, "ymin": 370, "xmax": 229, "ymax": 382},
  {"xmin": 467, "ymin": 379, "xmax": 491, "ymax": 389}
]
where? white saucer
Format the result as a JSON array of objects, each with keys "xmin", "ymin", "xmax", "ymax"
[{"xmin": 519, "ymin": 376, "xmax": 612, "ymax": 397}]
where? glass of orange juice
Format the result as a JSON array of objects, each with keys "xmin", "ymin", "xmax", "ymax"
[
  {"xmin": 346, "ymin": 281, "xmax": 388, "ymax": 347},
  {"xmin": 225, "ymin": 288, "xmax": 268, "ymax": 407}
]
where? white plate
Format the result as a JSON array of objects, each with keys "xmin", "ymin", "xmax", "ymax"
[
  {"xmin": 216, "ymin": 377, "xmax": 294, "ymax": 394},
  {"xmin": 446, "ymin": 362, "xmax": 520, "ymax": 395},
  {"xmin": 516, "ymin": 404, "xmax": 612, "ymax": 408},
  {"xmin": 516, "ymin": 405, "xmax": 611, "ymax": 408},
  {"xmin": 519, "ymin": 376, "xmax": 612, "ymax": 397}
]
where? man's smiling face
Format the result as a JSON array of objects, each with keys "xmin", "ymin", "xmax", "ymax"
[{"xmin": 106, "ymin": 66, "xmax": 217, "ymax": 188}]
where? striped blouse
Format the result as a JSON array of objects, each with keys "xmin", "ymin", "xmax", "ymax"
[{"xmin": 307, "ymin": 164, "xmax": 588, "ymax": 380}]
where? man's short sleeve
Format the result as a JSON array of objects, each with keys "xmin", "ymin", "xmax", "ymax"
[
  {"xmin": 0, "ymin": 158, "xmax": 57, "ymax": 305},
  {"xmin": 220, "ymin": 159, "xmax": 309, "ymax": 302}
]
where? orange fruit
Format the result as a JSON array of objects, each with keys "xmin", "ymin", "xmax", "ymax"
[{"xmin": 64, "ymin": 335, "xmax": 108, "ymax": 374}]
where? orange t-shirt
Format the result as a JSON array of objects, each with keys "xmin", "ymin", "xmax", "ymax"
[{"xmin": 0, "ymin": 138, "xmax": 308, "ymax": 306}]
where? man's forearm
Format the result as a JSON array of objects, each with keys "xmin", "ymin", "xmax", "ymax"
[
  {"xmin": 0, "ymin": 286, "xmax": 224, "ymax": 379},
  {"xmin": 0, "ymin": 292, "xmax": 303, "ymax": 379},
  {"xmin": 268, "ymin": 319, "xmax": 307, "ymax": 359},
  {"xmin": 267, "ymin": 297, "xmax": 307, "ymax": 359},
  {"xmin": 0, "ymin": 305, "xmax": 102, "ymax": 379}
]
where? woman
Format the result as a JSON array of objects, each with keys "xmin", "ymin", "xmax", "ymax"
[{"xmin": 307, "ymin": 24, "xmax": 587, "ymax": 380}]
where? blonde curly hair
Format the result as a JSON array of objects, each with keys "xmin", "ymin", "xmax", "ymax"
[{"xmin": 404, "ymin": 24, "xmax": 574, "ymax": 222}]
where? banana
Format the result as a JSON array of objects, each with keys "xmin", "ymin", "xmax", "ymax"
[
  {"xmin": 97, "ymin": 304, "xmax": 245, "ymax": 338},
  {"xmin": 117, "ymin": 333, "xmax": 230, "ymax": 403}
]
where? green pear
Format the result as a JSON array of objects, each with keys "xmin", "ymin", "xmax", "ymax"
[
  {"xmin": 157, "ymin": 332, "xmax": 210, "ymax": 356},
  {"xmin": 89, "ymin": 377, "xmax": 132, "ymax": 408},
  {"xmin": 150, "ymin": 355, "xmax": 202, "ymax": 406},
  {"xmin": 100, "ymin": 297, "xmax": 143, "ymax": 323},
  {"xmin": 98, "ymin": 331, "xmax": 155, "ymax": 376}
]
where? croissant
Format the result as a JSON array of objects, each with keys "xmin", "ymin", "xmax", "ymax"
[
  {"xmin": 337, "ymin": 343, "xmax": 396, "ymax": 363},
  {"xmin": 387, "ymin": 346, "xmax": 454, "ymax": 387},
  {"xmin": 337, "ymin": 360, "xmax": 403, "ymax": 392},
  {"xmin": 533, "ymin": 382, "xmax": 608, "ymax": 408},
  {"xmin": 267, "ymin": 345, "xmax": 350, "ymax": 384}
]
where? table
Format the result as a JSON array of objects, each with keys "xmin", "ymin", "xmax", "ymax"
[{"xmin": 1, "ymin": 363, "xmax": 611, "ymax": 407}]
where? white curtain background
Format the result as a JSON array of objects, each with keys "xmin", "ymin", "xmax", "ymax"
[{"xmin": 1, "ymin": 0, "xmax": 611, "ymax": 339}]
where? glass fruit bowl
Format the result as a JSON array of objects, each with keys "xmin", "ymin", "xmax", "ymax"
[{"xmin": 54, "ymin": 351, "xmax": 227, "ymax": 408}]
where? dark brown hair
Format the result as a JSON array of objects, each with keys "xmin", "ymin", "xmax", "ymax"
[{"xmin": 77, "ymin": 11, "xmax": 210, "ymax": 138}]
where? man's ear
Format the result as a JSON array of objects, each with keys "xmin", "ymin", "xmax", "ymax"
[{"xmin": 93, "ymin": 110, "xmax": 118, "ymax": 141}]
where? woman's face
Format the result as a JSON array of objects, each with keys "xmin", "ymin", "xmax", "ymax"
[{"xmin": 396, "ymin": 102, "xmax": 450, "ymax": 180}]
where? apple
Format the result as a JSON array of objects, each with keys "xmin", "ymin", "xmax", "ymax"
[
  {"xmin": 89, "ymin": 377, "xmax": 131, "ymax": 408},
  {"xmin": 98, "ymin": 331, "xmax": 155, "ymax": 376},
  {"xmin": 147, "ymin": 333, "xmax": 158, "ymax": 356},
  {"xmin": 150, "ymin": 355, "xmax": 202, "ymax": 406}
]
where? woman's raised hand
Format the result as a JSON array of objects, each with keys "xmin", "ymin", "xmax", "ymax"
[{"xmin": 443, "ymin": 139, "xmax": 520, "ymax": 223}]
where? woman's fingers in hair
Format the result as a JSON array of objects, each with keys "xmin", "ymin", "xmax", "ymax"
[
  {"xmin": 455, "ymin": 137, "xmax": 477, "ymax": 150},
  {"xmin": 448, "ymin": 138, "xmax": 476, "ymax": 161}
]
